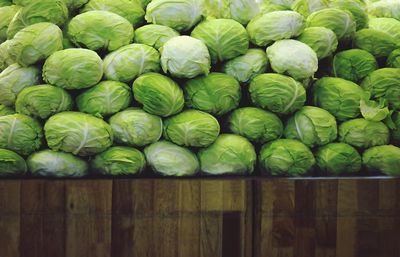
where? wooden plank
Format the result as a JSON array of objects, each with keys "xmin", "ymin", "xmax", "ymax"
[
  {"xmin": 0, "ymin": 180, "xmax": 20, "ymax": 257},
  {"xmin": 65, "ymin": 180, "xmax": 112, "ymax": 257},
  {"xmin": 254, "ymin": 180, "xmax": 295, "ymax": 257},
  {"xmin": 254, "ymin": 178, "xmax": 400, "ymax": 257},
  {"xmin": 19, "ymin": 180, "xmax": 65, "ymax": 257},
  {"xmin": 111, "ymin": 179, "xmax": 251, "ymax": 257},
  {"xmin": 0, "ymin": 178, "xmax": 399, "ymax": 257}
]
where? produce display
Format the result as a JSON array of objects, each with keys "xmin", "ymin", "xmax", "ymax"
[{"xmin": 0, "ymin": 0, "xmax": 400, "ymax": 177}]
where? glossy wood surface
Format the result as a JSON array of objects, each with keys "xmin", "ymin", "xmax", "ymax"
[{"xmin": 0, "ymin": 178, "xmax": 399, "ymax": 257}]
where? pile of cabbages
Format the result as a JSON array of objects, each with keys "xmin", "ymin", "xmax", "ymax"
[{"xmin": 0, "ymin": 0, "xmax": 400, "ymax": 177}]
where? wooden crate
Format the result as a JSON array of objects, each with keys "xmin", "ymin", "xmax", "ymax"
[
  {"xmin": 254, "ymin": 178, "xmax": 400, "ymax": 257},
  {"xmin": 0, "ymin": 178, "xmax": 399, "ymax": 257},
  {"xmin": 0, "ymin": 179, "xmax": 252, "ymax": 257}
]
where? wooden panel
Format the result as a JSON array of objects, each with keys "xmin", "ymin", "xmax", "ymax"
[
  {"xmin": 0, "ymin": 178, "xmax": 399, "ymax": 257},
  {"xmin": 111, "ymin": 179, "xmax": 252, "ymax": 257},
  {"xmin": 254, "ymin": 178, "xmax": 400, "ymax": 257},
  {"xmin": 0, "ymin": 180, "xmax": 20, "ymax": 257}
]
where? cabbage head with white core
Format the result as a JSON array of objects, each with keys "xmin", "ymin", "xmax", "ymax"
[
  {"xmin": 91, "ymin": 146, "xmax": 146, "ymax": 176},
  {"xmin": 361, "ymin": 68, "xmax": 400, "ymax": 111},
  {"xmin": 191, "ymin": 18, "xmax": 249, "ymax": 64},
  {"xmin": 15, "ymin": 84, "xmax": 73, "ymax": 119},
  {"xmin": 184, "ymin": 73, "xmax": 241, "ymax": 116},
  {"xmin": 313, "ymin": 77, "xmax": 366, "ymax": 121},
  {"xmin": 339, "ymin": 118, "xmax": 390, "ymax": 148},
  {"xmin": 7, "ymin": 0, "xmax": 68, "ymax": 39},
  {"xmin": 223, "ymin": 49, "xmax": 268, "ymax": 83},
  {"xmin": 133, "ymin": 73, "xmax": 184, "ymax": 117},
  {"xmin": 109, "ymin": 108, "xmax": 162, "ymax": 147},
  {"xmin": 259, "ymin": 139, "xmax": 315, "ymax": 176},
  {"xmin": 9, "ymin": 22, "xmax": 63, "ymax": 66},
  {"xmin": 76, "ymin": 81, "xmax": 132, "ymax": 117},
  {"xmin": 246, "ymin": 11, "xmax": 305, "ymax": 46},
  {"xmin": 103, "ymin": 44, "xmax": 160, "ymax": 83},
  {"xmin": 315, "ymin": 143, "xmax": 361, "ymax": 175},
  {"xmin": 145, "ymin": 0, "xmax": 204, "ymax": 32},
  {"xmin": 68, "ymin": 11, "xmax": 134, "ymax": 52},
  {"xmin": 198, "ymin": 134, "xmax": 256, "ymax": 175},
  {"xmin": 363, "ymin": 145, "xmax": 400, "ymax": 176},
  {"xmin": 332, "ymin": 49, "xmax": 378, "ymax": 83},
  {"xmin": 284, "ymin": 106, "xmax": 338, "ymax": 148},
  {"xmin": 134, "ymin": 24, "xmax": 180, "ymax": 50},
  {"xmin": 0, "ymin": 63, "xmax": 40, "ymax": 106},
  {"xmin": 296, "ymin": 27, "xmax": 338, "ymax": 60},
  {"xmin": 144, "ymin": 141, "xmax": 199, "ymax": 176},
  {"xmin": 0, "ymin": 114, "xmax": 43, "ymax": 156},
  {"xmin": 163, "ymin": 110, "xmax": 220, "ymax": 147},
  {"xmin": 160, "ymin": 36, "xmax": 211, "ymax": 78},
  {"xmin": 43, "ymin": 48, "xmax": 103, "ymax": 90},
  {"xmin": 44, "ymin": 112, "xmax": 113, "ymax": 156},
  {"xmin": 306, "ymin": 8, "xmax": 356, "ymax": 41},
  {"xmin": 249, "ymin": 73, "xmax": 306, "ymax": 115},
  {"xmin": 267, "ymin": 39, "xmax": 318, "ymax": 81},
  {"xmin": 81, "ymin": 0, "xmax": 145, "ymax": 28},
  {"xmin": 228, "ymin": 107, "xmax": 283, "ymax": 144},
  {"xmin": 27, "ymin": 150, "xmax": 88, "ymax": 177},
  {"xmin": 0, "ymin": 149, "xmax": 27, "ymax": 176}
]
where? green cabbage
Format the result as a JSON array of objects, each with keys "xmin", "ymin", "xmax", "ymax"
[
  {"xmin": 109, "ymin": 108, "xmax": 162, "ymax": 147},
  {"xmin": 160, "ymin": 36, "xmax": 211, "ymax": 78},
  {"xmin": 145, "ymin": 140, "xmax": 199, "ymax": 176},
  {"xmin": 0, "ymin": 148, "xmax": 27, "ymax": 176},
  {"xmin": 246, "ymin": 11, "xmax": 305, "ymax": 46},
  {"xmin": 43, "ymin": 48, "xmax": 103, "ymax": 90},
  {"xmin": 339, "ymin": 118, "xmax": 390, "ymax": 148},
  {"xmin": 44, "ymin": 112, "xmax": 113, "ymax": 156},
  {"xmin": 92, "ymin": 146, "xmax": 146, "ymax": 175},
  {"xmin": 184, "ymin": 72, "xmax": 241, "ymax": 116},
  {"xmin": 267, "ymin": 39, "xmax": 318, "ymax": 80},
  {"xmin": 27, "ymin": 150, "xmax": 88, "ymax": 177},
  {"xmin": 198, "ymin": 134, "xmax": 256, "ymax": 175},
  {"xmin": 249, "ymin": 73, "xmax": 306, "ymax": 114},
  {"xmin": 191, "ymin": 18, "xmax": 249, "ymax": 63},
  {"xmin": 259, "ymin": 139, "xmax": 315, "ymax": 176},
  {"xmin": 0, "ymin": 114, "xmax": 43, "ymax": 156},
  {"xmin": 363, "ymin": 145, "xmax": 400, "ymax": 176},
  {"xmin": 103, "ymin": 44, "xmax": 160, "ymax": 83},
  {"xmin": 315, "ymin": 143, "xmax": 361, "ymax": 174},
  {"xmin": 164, "ymin": 110, "xmax": 220, "ymax": 147},
  {"xmin": 284, "ymin": 106, "xmax": 338, "ymax": 147},
  {"xmin": 15, "ymin": 84, "xmax": 73, "ymax": 119},
  {"xmin": 133, "ymin": 73, "xmax": 184, "ymax": 117},
  {"xmin": 228, "ymin": 107, "xmax": 283, "ymax": 144},
  {"xmin": 223, "ymin": 48, "xmax": 268, "ymax": 83},
  {"xmin": 68, "ymin": 10, "xmax": 134, "ymax": 51}
]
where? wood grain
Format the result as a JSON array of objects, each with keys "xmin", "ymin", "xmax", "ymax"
[
  {"xmin": 0, "ymin": 178, "xmax": 399, "ymax": 257},
  {"xmin": 254, "ymin": 178, "xmax": 400, "ymax": 257}
]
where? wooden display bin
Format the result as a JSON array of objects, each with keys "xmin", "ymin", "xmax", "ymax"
[
  {"xmin": 0, "ymin": 177, "xmax": 399, "ymax": 257},
  {"xmin": 0, "ymin": 179, "xmax": 252, "ymax": 257}
]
